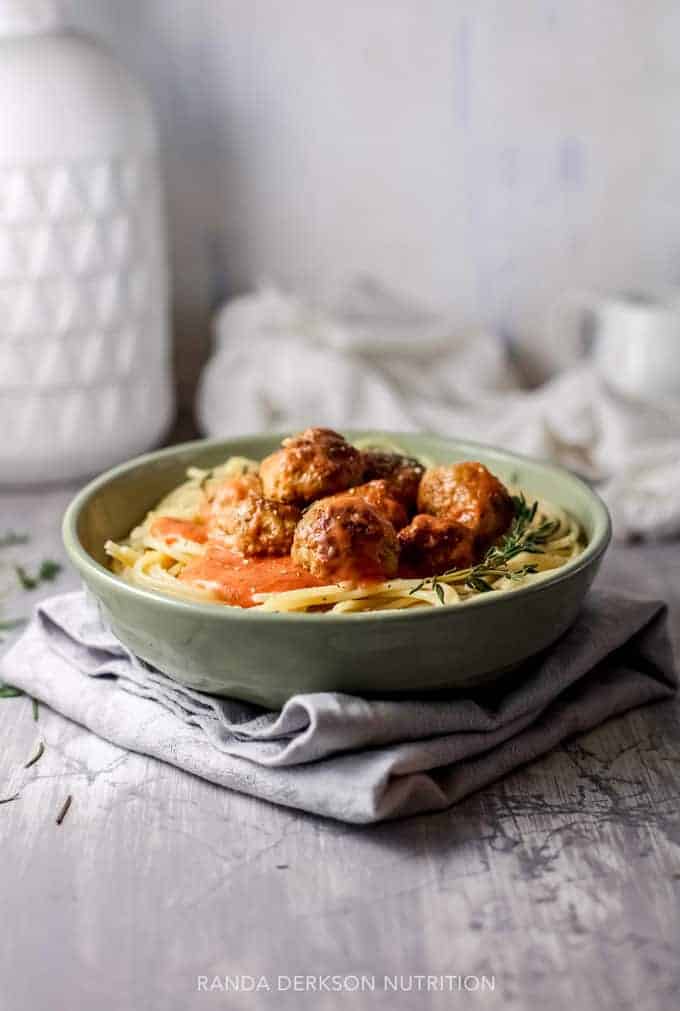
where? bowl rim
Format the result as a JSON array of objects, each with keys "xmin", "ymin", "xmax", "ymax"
[{"xmin": 62, "ymin": 431, "xmax": 612, "ymax": 624}]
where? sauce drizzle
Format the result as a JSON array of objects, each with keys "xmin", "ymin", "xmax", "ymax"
[
  {"xmin": 179, "ymin": 547, "xmax": 325, "ymax": 607},
  {"xmin": 150, "ymin": 517, "xmax": 207, "ymax": 545}
]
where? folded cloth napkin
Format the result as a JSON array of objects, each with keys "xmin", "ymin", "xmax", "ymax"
[
  {"xmin": 197, "ymin": 280, "xmax": 680, "ymax": 540},
  {"xmin": 1, "ymin": 590, "xmax": 675, "ymax": 824}
]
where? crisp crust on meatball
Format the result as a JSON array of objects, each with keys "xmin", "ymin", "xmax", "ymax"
[
  {"xmin": 417, "ymin": 462, "xmax": 514, "ymax": 547},
  {"xmin": 210, "ymin": 495, "xmax": 301, "ymax": 557},
  {"xmin": 397, "ymin": 514, "xmax": 475, "ymax": 577},
  {"xmin": 260, "ymin": 428, "xmax": 364, "ymax": 504},
  {"xmin": 360, "ymin": 449, "xmax": 424, "ymax": 506},
  {"xmin": 292, "ymin": 494, "xmax": 399, "ymax": 582},
  {"xmin": 345, "ymin": 480, "xmax": 408, "ymax": 531}
]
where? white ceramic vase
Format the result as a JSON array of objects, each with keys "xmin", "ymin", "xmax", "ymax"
[{"xmin": 0, "ymin": 0, "xmax": 173, "ymax": 485}]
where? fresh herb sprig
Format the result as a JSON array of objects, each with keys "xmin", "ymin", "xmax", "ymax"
[{"xmin": 409, "ymin": 495, "xmax": 558, "ymax": 604}]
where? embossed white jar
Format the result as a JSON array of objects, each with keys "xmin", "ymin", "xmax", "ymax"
[{"xmin": 0, "ymin": 0, "xmax": 173, "ymax": 485}]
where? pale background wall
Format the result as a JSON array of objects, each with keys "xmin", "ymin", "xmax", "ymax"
[{"xmin": 69, "ymin": 0, "xmax": 680, "ymax": 403}]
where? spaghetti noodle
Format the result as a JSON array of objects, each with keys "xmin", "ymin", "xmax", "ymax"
[{"xmin": 105, "ymin": 443, "xmax": 584, "ymax": 614}]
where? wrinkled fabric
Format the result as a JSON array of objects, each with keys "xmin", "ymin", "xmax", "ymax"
[
  {"xmin": 197, "ymin": 282, "xmax": 680, "ymax": 540},
  {"xmin": 1, "ymin": 590, "xmax": 675, "ymax": 824}
]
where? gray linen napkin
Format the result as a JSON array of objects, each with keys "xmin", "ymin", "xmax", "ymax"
[{"xmin": 1, "ymin": 589, "xmax": 675, "ymax": 824}]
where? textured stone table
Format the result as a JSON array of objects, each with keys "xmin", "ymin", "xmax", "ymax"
[{"xmin": 0, "ymin": 483, "xmax": 678, "ymax": 1011}]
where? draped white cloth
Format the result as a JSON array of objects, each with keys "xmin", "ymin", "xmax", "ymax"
[{"xmin": 197, "ymin": 281, "xmax": 680, "ymax": 540}]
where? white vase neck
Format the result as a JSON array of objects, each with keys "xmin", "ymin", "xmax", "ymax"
[{"xmin": 0, "ymin": 0, "xmax": 63, "ymax": 38}]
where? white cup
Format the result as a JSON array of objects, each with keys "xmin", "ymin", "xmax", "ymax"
[{"xmin": 550, "ymin": 290, "xmax": 680, "ymax": 399}]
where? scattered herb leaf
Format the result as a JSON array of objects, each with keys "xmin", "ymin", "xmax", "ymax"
[
  {"xmin": 0, "ymin": 684, "xmax": 23, "ymax": 699},
  {"xmin": 0, "ymin": 793, "xmax": 19, "ymax": 805},
  {"xmin": 0, "ymin": 618, "xmax": 26, "ymax": 633},
  {"xmin": 0, "ymin": 531, "xmax": 29, "ymax": 549},
  {"xmin": 55, "ymin": 794, "xmax": 72, "ymax": 826},
  {"xmin": 24, "ymin": 741, "xmax": 44, "ymax": 769},
  {"xmin": 14, "ymin": 567, "xmax": 35, "ymax": 590},
  {"xmin": 434, "ymin": 581, "xmax": 445, "ymax": 605},
  {"xmin": 14, "ymin": 559, "xmax": 62, "ymax": 591},
  {"xmin": 32, "ymin": 697, "xmax": 39, "ymax": 721}
]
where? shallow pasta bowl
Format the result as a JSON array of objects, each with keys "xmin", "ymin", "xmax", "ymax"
[{"xmin": 62, "ymin": 432, "xmax": 611, "ymax": 707}]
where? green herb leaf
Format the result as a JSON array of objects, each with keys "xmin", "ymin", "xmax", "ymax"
[
  {"xmin": 434, "ymin": 581, "xmax": 445, "ymax": 605},
  {"xmin": 14, "ymin": 565, "xmax": 36, "ymax": 590},
  {"xmin": 24, "ymin": 741, "xmax": 44, "ymax": 769},
  {"xmin": 39, "ymin": 560, "xmax": 61, "ymax": 581},
  {"xmin": 15, "ymin": 559, "xmax": 62, "ymax": 591},
  {"xmin": 0, "ymin": 531, "xmax": 29, "ymax": 549},
  {"xmin": 0, "ymin": 618, "xmax": 26, "ymax": 633},
  {"xmin": 0, "ymin": 684, "xmax": 23, "ymax": 698}
]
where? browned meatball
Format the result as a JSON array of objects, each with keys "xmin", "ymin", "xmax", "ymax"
[
  {"xmin": 346, "ymin": 479, "xmax": 408, "ymax": 530},
  {"xmin": 260, "ymin": 428, "xmax": 364, "ymax": 504},
  {"xmin": 208, "ymin": 473, "xmax": 262, "ymax": 511},
  {"xmin": 210, "ymin": 495, "xmax": 300, "ymax": 557},
  {"xmin": 292, "ymin": 494, "xmax": 399, "ymax": 582},
  {"xmin": 360, "ymin": 449, "xmax": 424, "ymax": 506},
  {"xmin": 417, "ymin": 462, "xmax": 514, "ymax": 547},
  {"xmin": 398, "ymin": 514, "xmax": 476, "ymax": 577}
]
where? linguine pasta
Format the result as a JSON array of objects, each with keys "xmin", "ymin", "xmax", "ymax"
[{"xmin": 105, "ymin": 448, "xmax": 585, "ymax": 615}]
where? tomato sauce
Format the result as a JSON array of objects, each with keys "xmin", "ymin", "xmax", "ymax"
[
  {"xmin": 150, "ymin": 517, "xmax": 208, "ymax": 545},
  {"xmin": 179, "ymin": 546, "xmax": 325, "ymax": 608}
]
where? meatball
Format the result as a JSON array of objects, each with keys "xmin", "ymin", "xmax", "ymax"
[
  {"xmin": 260, "ymin": 428, "xmax": 364, "ymax": 504},
  {"xmin": 417, "ymin": 462, "xmax": 514, "ymax": 547},
  {"xmin": 345, "ymin": 479, "xmax": 408, "ymax": 531},
  {"xmin": 292, "ymin": 494, "xmax": 399, "ymax": 582},
  {"xmin": 210, "ymin": 495, "xmax": 300, "ymax": 557},
  {"xmin": 208, "ymin": 472, "xmax": 263, "ymax": 511},
  {"xmin": 360, "ymin": 449, "xmax": 424, "ymax": 506},
  {"xmin": 398, "ymin": 514, "xmax": 475, "ymax": 577}
]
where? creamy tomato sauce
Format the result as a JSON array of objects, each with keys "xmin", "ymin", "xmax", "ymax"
[
  {"xmin": 179, "ymin": 547, "xmax": 326, "ymax": 608},
  {"xmin": 150, "ymin": 517, "xmax": 208, "ymax": 544}
]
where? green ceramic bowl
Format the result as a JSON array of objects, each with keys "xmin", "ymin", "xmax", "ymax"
[{"xmin": 62, "ymin": 432, "xmax": 611, "ymax": 707}]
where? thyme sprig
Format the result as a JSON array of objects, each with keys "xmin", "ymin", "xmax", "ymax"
[{"xmin": 409, "ymin": 495, "xmax": 559, "ymax": 603}]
